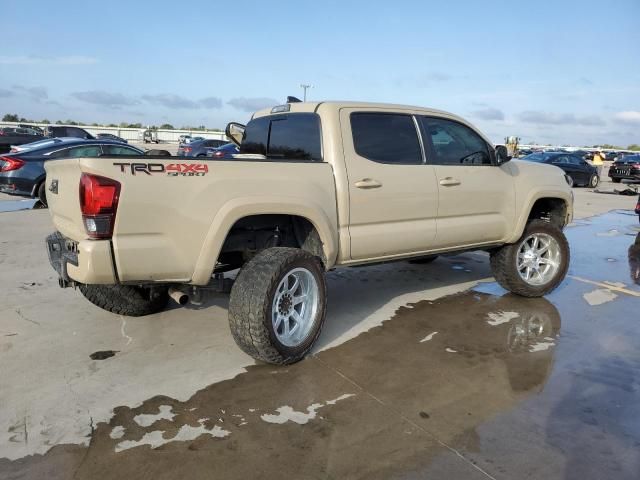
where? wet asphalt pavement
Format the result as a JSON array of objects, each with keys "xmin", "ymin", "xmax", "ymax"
[{"xmin": 1, "ymin": 200, "xmax": 640, "ymax": 479}]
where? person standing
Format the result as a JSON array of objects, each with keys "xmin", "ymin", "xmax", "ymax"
[{"xmin": 592, "ymin": 150, "xmax": 604, "ymax": 178}]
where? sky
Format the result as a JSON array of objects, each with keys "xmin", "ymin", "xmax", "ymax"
[{"xmin": 0, "ymin": 0, "xmax": 639, "ymax": 146}]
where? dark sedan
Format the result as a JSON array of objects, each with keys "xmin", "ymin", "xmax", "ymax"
[
  {"xmin": 0, "ymin": 138, "xmax": 143, "ymax": 206},
  {"xmin": 96, "ymin": 133, "xmax": 128, "ymax": 143},
  {"xmin": 608, "ymin": 154, "xmax": 640, "ymax": 183},
  {"xmin": 177, "ymin": 138, "xmax": 227, "ymax": 157},
  {"xmin": 522, "ymin": 152, "xmax": 600, "ymax": 188},
  {"xmin": 0, "ymin": 126, "xmax": 44, "ymax": 153},
  {"xmin": 206, "ymin": 143, "xmax": 240, "ymax": 158}
]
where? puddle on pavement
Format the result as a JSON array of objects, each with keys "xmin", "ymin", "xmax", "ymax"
[
  {"xmin": 0, "ymin": 199, "xmax": 41, "ymax": 213},
  {"xmin": 2, "ymin": 209, "xmax": 640, "ymax": 480},
  {"xmin": 0, "ymin": 291, "xmax": 567, "ymax": 479}
]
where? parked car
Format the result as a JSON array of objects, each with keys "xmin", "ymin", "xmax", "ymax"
[
  {"xmin": 96, "ymin": 133, "xmax": 128, "ymax": 143},
  {"xmin": 0, "ymin": 138, "xmax": 143, "ymax": 206},
  {"xmin": 0, "ymin": 127, "xmax": 44, "ymax": 153},
  {"xmin": 608, "ymin": 154, "xmax": 640, "ymax": 183},
  {"xmin": 18, "ymin": 124, "xmax": 44, "ymax": 135},
  {"xmin": 522, "ymin": 152, "xmax": 599, "ymax": 188},
  {"xmin": 206, "ymin": 143, "xmax": 240, "ymax": 158},
  {"xmin": 178, "ymin": 138, "xmax": 227, "ymax": 157},
  {"xmin": 44, "ymin": 125, "xmax": 94, "ymax": 139}
]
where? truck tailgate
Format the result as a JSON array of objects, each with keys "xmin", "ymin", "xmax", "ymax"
[{"xmin": 45, "ymin": 157, "xmax": 338, "ymax": 284}]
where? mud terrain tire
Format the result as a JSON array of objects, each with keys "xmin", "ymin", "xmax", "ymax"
[
  {"xmin": 79, "ymin": 284, "xmax": 169, "ymax": 316},
  {"xmin": 228, "ymin": 247, "xmax": 327, "ymax": 365},
  {"xmin": 490, "ymin": 220, "xmax": 569, "ymax": 297}
]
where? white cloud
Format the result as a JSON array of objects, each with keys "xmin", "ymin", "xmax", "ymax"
[{"xmin": 613, "ymin": 111, "xmax": 640, "ymax": 125}]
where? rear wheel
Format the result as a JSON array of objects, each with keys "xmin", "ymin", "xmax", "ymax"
[
  {"xmin": 228, "ymin": 247, "xmax": 327, "ymax": 364},
  {"xmin": 79, "ymin": 284, "xmax": 169, "ymax": 316},
  {"xmin": 490, "ymin": 220, "xmax": 569, "ymax": 297},
  {"xmin": 37, "ymin": 182, "xmax": 48, "ymax": 207}
]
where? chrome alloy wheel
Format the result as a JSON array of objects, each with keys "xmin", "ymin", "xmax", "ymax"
[
  {"xmin": 271, "ymin": 267, "xmax": 319, "ymax": 347},
  {"xmin": 517, "ymin": 233, "xmax": 562, "ymax": 286}
]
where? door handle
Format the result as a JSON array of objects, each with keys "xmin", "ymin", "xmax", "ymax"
[
  {"xmin": 354, "ymin": 178, "xmax": 382, "ymax": 189},
  {"xmin": 439, "ymin": 177, "xmax": 461, "ymax": 186}
]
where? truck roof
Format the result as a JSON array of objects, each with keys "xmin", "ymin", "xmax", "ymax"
[{"xmin": 252, "ymin": 101, "xmax": 463, "ymax": 121}]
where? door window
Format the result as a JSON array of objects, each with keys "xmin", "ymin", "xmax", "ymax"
[
  {"xmin": 350, "ymin": 112, "xmax": 422, "ymax": 164},
  {"xmin": 102, "ymin": 145, "xmax": 143, "ymax": 155},
  {"xmin": 67, "ymin": 145, "xmax": 102, "ymax": 157},
  {"xmin": 420, "ymin": 117, "xmax": 491, "ymax": 166}
]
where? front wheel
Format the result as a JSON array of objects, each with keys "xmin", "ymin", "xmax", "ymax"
[
  {"xmin": 228, "ymin": 247, "xmax": 327, "ymax": 364},
  {"xmin": 490, "ymin": 220, "xmax": 570, "ymax": 297},
  {"xmin": 589, "ymin": 174, "xmax": 599, "ymax": 188}
]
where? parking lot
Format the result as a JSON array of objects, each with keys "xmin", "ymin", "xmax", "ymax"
[{"xmin": 0, "ymin": 178, "xmax": 638, "ymax": 480}]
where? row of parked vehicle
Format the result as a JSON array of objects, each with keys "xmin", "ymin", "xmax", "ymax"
[
  {"xmin": 0, "ymin": 127, "xmax": 239, "ymax": 206},
  {"xmin": 518, "ymin": 149, "xmax": 640, "ymax": 186}
]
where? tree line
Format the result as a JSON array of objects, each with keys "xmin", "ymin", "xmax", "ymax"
[{"xmin": 1, "ymin": 113, "xmax": 222, "ymax": 132}]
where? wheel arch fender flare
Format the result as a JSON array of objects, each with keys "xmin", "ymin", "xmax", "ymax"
[
  {"xmin": 191, "ymin": 196, "xmax": 338, "ymax": 285},
  {"xmin": 507, "ymin": 190, "xmax": 573, "ymax": 243}
]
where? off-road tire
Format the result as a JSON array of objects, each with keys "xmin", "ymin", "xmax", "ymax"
[
  {"xmin": 490, "ymin": 220, "xmax": 569, "ymax": 297},
  {"xmin": 37, "ymin": 182, "xmax": 48, "ymax": 207},
  {"xmin": 228, "ymin": 247, "xmax": 327, "ymax": 365},
  {"xmin": 79, "ymin": 284, "xmax": 169, "ymax": 316}
]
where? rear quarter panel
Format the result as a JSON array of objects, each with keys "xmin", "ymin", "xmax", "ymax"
[{"xmin": 49, "ymin": 158, "xmax": 338, "ymax": 284}]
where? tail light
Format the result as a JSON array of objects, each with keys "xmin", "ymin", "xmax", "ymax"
[
  {"xmin": 0, "ymin": 156, "xmax": 25, "ymax": 172},
  {"xmin": 79, "ymin": 173, "xmax": 121, "ymax": 239},
  {"xmin": 214, "ymin": 150, "xmax": 224, "ymax": 157},
  {"xmin": 183, "ymin": 147, "xmax": 192, "ymax": 153}
]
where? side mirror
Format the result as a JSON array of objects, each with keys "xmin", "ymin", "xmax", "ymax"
[
  {"xmin": 495, "ymin": 145, "xmax": 511, "ymax": 165},
  {"xmin": 225, "ymin": 122, "xmax": 245, "ymax": 147}
]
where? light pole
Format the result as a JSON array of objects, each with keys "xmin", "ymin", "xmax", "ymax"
[{"xmin": 300, "ymin": 84, "xmax": 313, "ymax": 101}]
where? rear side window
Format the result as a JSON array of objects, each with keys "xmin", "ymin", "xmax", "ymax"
[
  {"xmin": 420, "ymin": 117, "xmax": 492, "ymax": 166},
  {"xmin": 350, "ymin": 113, "xmax": 422, "ymax": 164},
  {"xmin": 67, "ymin": 127, "xmax": 90, "ymax": 139},
  {"xmin": 51, "ymin": 145, "xmax": 103, "ymax": 158},
  {"xmin": 241, "ymin": 113, "xmax": 322, "ymax": 161}
]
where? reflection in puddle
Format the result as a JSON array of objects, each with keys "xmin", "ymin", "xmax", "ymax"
[{"xmin": 630, "ymin": 233, "xmax": 640, "ymax": 285}]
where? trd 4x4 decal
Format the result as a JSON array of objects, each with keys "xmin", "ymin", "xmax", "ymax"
[{"xmin": 113, "ymin": 162, "xmax": 209, "ymax": 176}]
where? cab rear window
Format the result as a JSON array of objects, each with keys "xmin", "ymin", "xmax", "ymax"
[{"xmin": 241, "ymin": 113, "xmax": 322, "ymax": 161}]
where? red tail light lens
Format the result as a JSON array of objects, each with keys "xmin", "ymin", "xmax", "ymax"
[
  {"xmin": 183, "ymin": 147, "xmax": 192, "ymax": 153},
  {"xmin": 79, "ymin": 173, "xmax": 121, "ymax": 239},
  {"xmin": 0, "ymin": 156, "xmax": 25, "ymax": 172}
]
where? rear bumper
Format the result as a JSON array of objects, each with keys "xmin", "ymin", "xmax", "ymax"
[
  {"xmin": 46, "ymin": 231, "xmax": 117, "ymax": 285},
  {"xmin": 0, "ymin": 176, "xmax": 34, "ymax": 197},
  {"xmin": 608, "ymin": 169, "xmax": 640, "ymax": 181}
]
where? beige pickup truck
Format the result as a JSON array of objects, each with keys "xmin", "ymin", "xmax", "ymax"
[{"xmin": 44, "ymin": 100, "xmax": 573, "ymax": 364}]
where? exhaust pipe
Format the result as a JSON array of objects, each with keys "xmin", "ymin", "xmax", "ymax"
[{"xmin": 169, "ymin": 287, "xmax": 189, "ymax": 305}]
